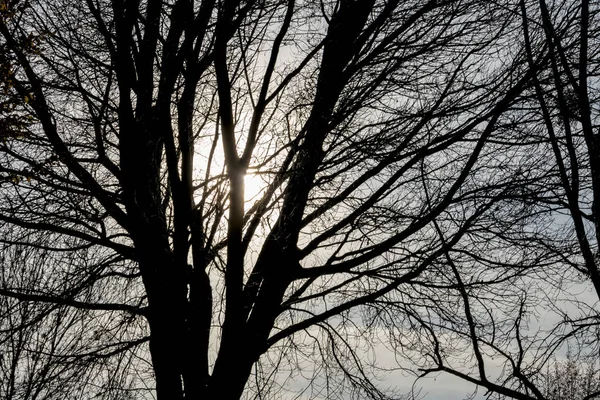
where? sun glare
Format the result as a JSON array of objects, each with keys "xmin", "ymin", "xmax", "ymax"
[{"xmin": 244, "ymin": 173, "xmax": 266, "ymax": 204}]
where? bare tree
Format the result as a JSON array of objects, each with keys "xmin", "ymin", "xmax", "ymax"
[
  {"xmin": 0, "ymin": 0, "xmax": 550, "ymax": 399},
  {"xmin": 394, "ymin": 1, "xmax": 600, "ymax": 400},
  {"xmin": 0, "ymin": 242, "xmax": 149, "ymax": 400},
  {"xmin": 542, "ymin": 353, "xmax": 600, "ymax": 400}
]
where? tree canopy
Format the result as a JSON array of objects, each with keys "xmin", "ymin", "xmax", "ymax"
[{"xmin": 0, "ymin": 0, "xmax": 599, "ymax": 399}]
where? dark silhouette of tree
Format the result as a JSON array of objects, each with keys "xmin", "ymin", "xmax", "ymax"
[
  {"xmin": 0, "ymin": 0, "xmax": 582, "ymax": 399},
  {"xmin": 401, "ymin": 2, "xmax": 600, "ymax": 400}
]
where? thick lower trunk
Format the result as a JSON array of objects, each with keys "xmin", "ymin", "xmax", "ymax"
[
  {"xmin": 183, "ymin": 267, "xmax": 212, "ymax": 399},
  {"xmin": 135, "ymin": 243, "xmax": 192, "ymax": 400},
  {"xmin": 144, "ymin": 262, "xmax": 215, "ymax": 400},
  {"xmin": 135, "ymin": 238, "xmax": 214, "ymax": 400},
  {"xmin": 208, "ymin": 348, "xmax": 256, "ymax": 399},
  {"xmin": 148, "ymin": 319, "xmax": 185, "ymax": 400}
]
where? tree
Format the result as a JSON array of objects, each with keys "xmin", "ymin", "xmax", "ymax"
[
  {"xmin": 0, "ymin": 244, "xmax": 147, "ymax": 400},
  {"xmin": 542, "ymin": 354, "xmax": 600, "ymax": 400},
  {"xmin": 398, "ymin": 2, "xmax": 600, "ymax": 400},
  {"xmin": 0, "ymin": 0, "xmax": 558, "ymax": 399}
]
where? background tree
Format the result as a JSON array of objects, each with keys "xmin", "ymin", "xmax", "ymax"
[
  {"xmin": 542, "ymin": 353, "xmax": 600, "ymax": 400},
  {"xmin": 398, "ymin": 1, "xmax": 600, "ymax": 400},
  {"xmin": 0, "ymin": 243, "xmax": 148, "ymax": 400},
  {"xmin": 0, "ymin": 0, "xmax": 572, "ymax": 399}
]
